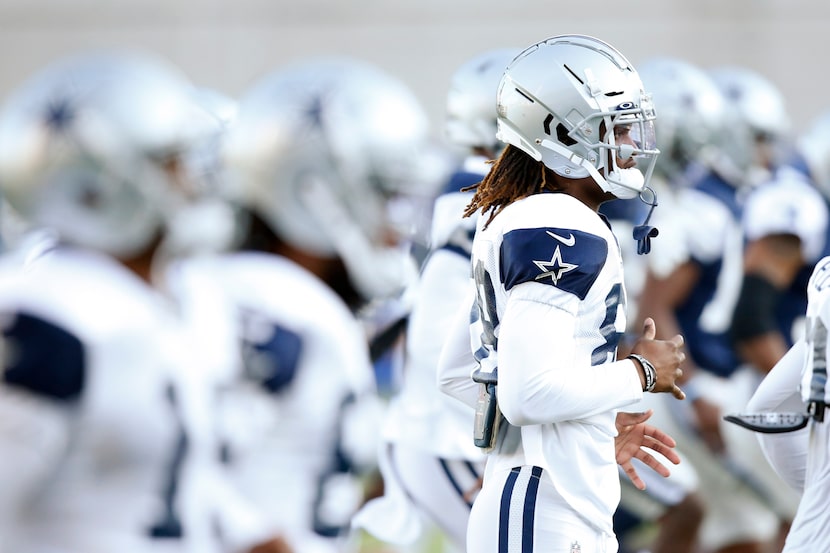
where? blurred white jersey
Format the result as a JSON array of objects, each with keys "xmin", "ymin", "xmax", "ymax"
[
  {"xmin": 0, "ymin": 246, "xmax": 234, "ymax": 553},
  {"xmin": 383, "ymin": 156, "xmax": 486, "ymax": 460},
  {"xmin": 468, "ymin": 193, "xmax": 644, "ymax": 536},
  {"xmin": 208, "ymin": 252, "xmax": 382, "ymax": 552},
  {"xmin": 353, "ymin": 157, "xmax": 487, "ymax": 549}
]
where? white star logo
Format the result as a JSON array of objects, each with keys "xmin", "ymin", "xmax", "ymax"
[{"xmin": 533, "ymin": 243, "xmax": 578, "ymax": 285}]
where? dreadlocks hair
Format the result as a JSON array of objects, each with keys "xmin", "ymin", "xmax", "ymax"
[{"xmin": 462, "ymin": 144, "xmax": 560, "ymax": 229}]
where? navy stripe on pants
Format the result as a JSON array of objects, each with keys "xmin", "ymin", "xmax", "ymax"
[{"xmin": 498, "ymin": 466, "xmax": 544, "ymax": 553}]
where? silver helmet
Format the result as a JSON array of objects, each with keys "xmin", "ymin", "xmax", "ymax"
[
  {"xmin": 496, "ymin": 34, "xmax": 659, "ymax": 200},
  {"xmin": 710, "ymin": 65, "xmax": 791, "ymax": 175},
  {"xmin": 445, "ymin": 48, "xmax": 519, "ymax": 152},
  {"xmin": 220, "ymin": 57, "xmax": 440, "ymax": 301},
  {"xmin": 0, "ymin": 49, "xmax": 223, "ymax": 258},
  {"xmin": 637, "ymin": 57, "xmax": 728, "ymax": 185},
  {"xmin": 709, "ymin": 65, "xmax": 791, "ymax": 143}
]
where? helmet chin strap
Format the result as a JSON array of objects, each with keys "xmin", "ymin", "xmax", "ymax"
[
  {"xmin": 632, "ymin": 185, "xmax": 659, "ymax": 255},
  {"xmin": 538, "ymin": 138, "xmax": 642, "ymax": 199}
]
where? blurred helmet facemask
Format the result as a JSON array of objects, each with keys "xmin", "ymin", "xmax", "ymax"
[{"xmin": 637, "ymin": 57, "xmax": 729, "ymax": 185}]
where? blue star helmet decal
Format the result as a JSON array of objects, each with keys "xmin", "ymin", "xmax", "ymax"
[
  {"xmin": 304, "ymin": 93, "xmax": 326, "ymax": 130},
  {"xmin": 500, "ymin": 227, "xmax": 607, "ymax": 300},
  {"xmin": 44, "ymin": 97, "xmax": 75, "ymax": 132}
]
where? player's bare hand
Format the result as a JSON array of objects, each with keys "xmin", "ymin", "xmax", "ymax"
[
  {"xmin": 615, "ymin": 409, "xmax": 681, "ymax": 490},
  {"xmin": 630, "ymin": 317, "xmax": 686, "ymax": 400}
]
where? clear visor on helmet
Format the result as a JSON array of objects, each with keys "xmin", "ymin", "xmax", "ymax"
[
  {"xmin": 566, "ymin": 98, "xmax": 660, "ymax": 198},
  {"xmin": 604, "ymin": 105, "xmax": 658, "ymax": 159},
  {"xmin": 626, "ymin": 118, "xmax": 657, "ymax": 154}
]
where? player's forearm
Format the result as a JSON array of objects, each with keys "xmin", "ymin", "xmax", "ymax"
[
  {"xmin": 745, "ymin": 340, "xmax": 809, "ymax": 491},
  {"xmin": 437, "ymin": 346, "xmax": 481, "ymax": 409},
  {"xmin": 497, "ymin": 302, "xmax": 643, "ymax": 425},
  {"xmin": 497, "ymin": 357, "xmax": 643, "ymax": 425}
]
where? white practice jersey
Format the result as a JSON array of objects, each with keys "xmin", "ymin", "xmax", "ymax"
[
  {"xmin": 208, "ymin": 252, "xmax": 382, "ymax": 552},
  {"xmin": 0, "ymin": 246, "xmax": 234, "ymax": 553},
  {"xmin": 467, "ymin": 193, "xmax": 644, "ymax": 535},
  {"xmin": 352, "ymin": 157, "xmax": 488, "ymax": 549}
]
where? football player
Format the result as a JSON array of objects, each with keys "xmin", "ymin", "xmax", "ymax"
[
  {"xmin": 0, "ymin": 49, "xmax": 276, "ymax": 553},
  {"xmin": 352, "ymin": 47, "xmax": 518, "ymax": 552},
  {"xmin": 635, "ymin": 63, "xmax": 798, "ymax": 553},
  {"xmin": 609, "ymin": 56, "xmax": 730, "ymax": 553},
  {"xmin": 728, "ymin": 101, "xmax": 830, "ymax": 551},
  {"xmin": 437, "ymin": 35, "xmax": 686, "ymax": 553},
  {"xmin": 731, "ymin": 253, "xmax": 830, "ymax": 551},
  {"xmin": 206, "ymin": 57, "xmax": 443, "ymax": 553}
]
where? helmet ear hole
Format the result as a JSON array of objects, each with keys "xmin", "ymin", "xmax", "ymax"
[{"xmin": 556, "ymin": 123, "xmax": 577, "ymax": 146}]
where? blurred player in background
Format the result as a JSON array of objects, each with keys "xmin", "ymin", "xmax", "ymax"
[
  {"xmin": 208, "ymin": 57, "xmax": 444, "ymax": 553},
  {"xmin": 728, "ymin": 100, "xmax": 830, "ymax": 551},
  {"xmin": 709, "ymin": 65, "xmax": 793, "ymax": 186},
  {"xmin": 352, "ymin": 47, "xmax": 518, "ymax": 553},
  {"xmin": 609, "ymin": 55, "xmax": 727, "ymax": 553},
  {"xmin": 0, "ymin": 49, "xmax": 278, "ymax": 553},
  {"xmin": 635, "ymin": 62, "xmax": 797, "ymax": 553}
]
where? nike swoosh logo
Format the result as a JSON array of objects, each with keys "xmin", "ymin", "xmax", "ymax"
[{"xmin": 546, "ymin": 231, "xmax": 575, "ymax": 246}]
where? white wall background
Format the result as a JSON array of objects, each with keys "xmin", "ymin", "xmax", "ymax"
[{"xmin": 0, "ymin": 0, "xmax": 828, "ymax": 138}]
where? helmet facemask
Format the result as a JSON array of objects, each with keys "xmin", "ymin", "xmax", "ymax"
[{"xmin": 533, "ymin": 95, "xmax": 659, "ymax": 200}]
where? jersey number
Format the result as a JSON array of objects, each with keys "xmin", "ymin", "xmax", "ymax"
[
  {"xmin": 473, "ymin": 259, "xmax": 499, "ymax": 361},
  {"xmin": 592, "ymin": 283, "xmax": 623, "ymax": 365}
]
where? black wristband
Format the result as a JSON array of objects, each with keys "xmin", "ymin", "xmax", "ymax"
[{"xmin": 628, "ymin": 353, "xmax": 657, "ymax": 392}]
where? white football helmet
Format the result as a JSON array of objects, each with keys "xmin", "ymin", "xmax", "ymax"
[
  {"xmin": 709, "ymin": 65, "xmax": 791, "ymax": 142},
  {"xmin": 496, "ymin": 34, "xmax": 659, "ymax": 200},
  {"xmin": 710, "ymin": 65, "xmax": 792, "ymax": 174},
  {"xmin": 445, "ymin": 48, "xmax": 519, "ymax": 152},
  {"xmin": 637, "ymin": 57, "xmax": 728, "ymax": 184},
  {"xmin": 221, "ymin": 57, "xmax": 441, "ymax": 301},
  {"xmin": 0, "ymin": 49, "xmax": 223, "ymax": 258}
]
